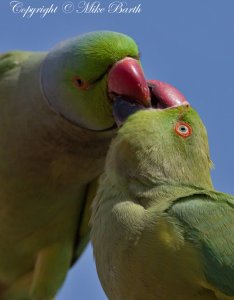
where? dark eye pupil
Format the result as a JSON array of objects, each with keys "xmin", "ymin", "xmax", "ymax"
[
  {"xmin": 175, "ymin": 122, "xmax": 192, "ymax": 137},
  {"xmin": 76, "ymin": 79, "xmax": 83, "ymax": 86}
]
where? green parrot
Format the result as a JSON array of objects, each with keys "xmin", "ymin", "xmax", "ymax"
[
  {"xmin": 0, "ymin": 31, "xmax": 150, "ymax": 300},
  {"xmin": 91, "ymin": 83, "xmax": 234, "ymax": 300}
]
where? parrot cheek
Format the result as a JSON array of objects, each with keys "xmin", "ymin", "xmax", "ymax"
[{"xmin": 62, "ymin": 78, "xmax": 116, "ymax": 131}]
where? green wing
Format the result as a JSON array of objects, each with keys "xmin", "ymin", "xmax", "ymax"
[
  {"xmin": 168, "ymin": 193, "xmax": 234, "ymax": 296},
  {"xmin": 0, "ymin": 51, "xmax": 31, "ymax": 80}
]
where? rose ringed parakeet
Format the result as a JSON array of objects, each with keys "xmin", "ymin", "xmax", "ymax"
[
  {"xmin": 0, "ymin": 31, "xmax": 150, "ymax": 300},
  {"xmin": 91, "ymin": 83, "xmax": 234, "ymax": 300}
]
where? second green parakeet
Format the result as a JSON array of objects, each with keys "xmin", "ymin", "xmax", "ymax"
[
  {"xmin": 0, "ymin": 31, "xmax": 150, "ymax": 299},
  {"xmin": 91, "ymin": 84, "xmax": 234, "ymax": 300}
]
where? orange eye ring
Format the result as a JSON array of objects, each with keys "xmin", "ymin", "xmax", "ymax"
[
  {"xmin": 175, "ymin": 121, "xmax": 192, "ymax": 138},
  {"xmin": 72, "ymin": 76, "xmax": 90, "ymax": 90}
]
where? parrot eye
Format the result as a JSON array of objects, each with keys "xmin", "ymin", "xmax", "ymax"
[
  {"xmin": 72, "ymin": 76, "xmax": 90, "ymax": 90},
  {"xmin": 175, "ymin": 122, "xmax": 192, "ymax": 138}
]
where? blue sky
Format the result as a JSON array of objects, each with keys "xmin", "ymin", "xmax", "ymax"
[{"xmin": 1, "ymin": 0, "xmax": 234, "ymax": 299}]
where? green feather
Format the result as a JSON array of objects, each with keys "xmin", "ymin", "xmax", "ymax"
[
  {"xmin": 169, "ymin": 193, "xmax": 234, "ymax": 296},
  {"xmin": 41, "ymin": 31, "xmax": 140, "ymax": 130},
  {"xmin": 0, "ymin": 31, "xmax": 141, "ymax": 299},
  {"xmin": 91, "ymin": 106, "xmax": 234, "ymax": 300},
  {"xmin": 0, "ymin": 51, "xmax": 31, "ymax": 80}
]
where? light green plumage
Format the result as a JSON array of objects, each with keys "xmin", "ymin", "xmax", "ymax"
[
  {"xmin": 91, "ymin": 106, "xmax": 234, "ymax": 300},
  {"xmin": 41, "ymin": 31, "xmax": 139, "ymax": 130},
  {"xmin": 0, "ymin": 31, "xmax": 140, "ymax": 299}
]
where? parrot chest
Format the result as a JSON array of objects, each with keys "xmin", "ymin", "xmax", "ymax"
[{"xmin": 93, "ymin": 200, "xmax": 219, "ymax": 300}]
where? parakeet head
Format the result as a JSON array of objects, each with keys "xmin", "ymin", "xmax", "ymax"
[
  {"xmin": 106, "ymin": 103, "xmax": 213, "ymax": 190},
  {"xmin": 41, "ymin": 31, "xmax": 150, "ymax": 130}
]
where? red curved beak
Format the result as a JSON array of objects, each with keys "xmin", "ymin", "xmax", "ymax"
[
  {"xmin": 108, "ymin": 57, "xmax": 151, "ymax": 107},
  {"xmin": 147, "ymin": 80, "xmax": 189, "ymax": 108}
]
